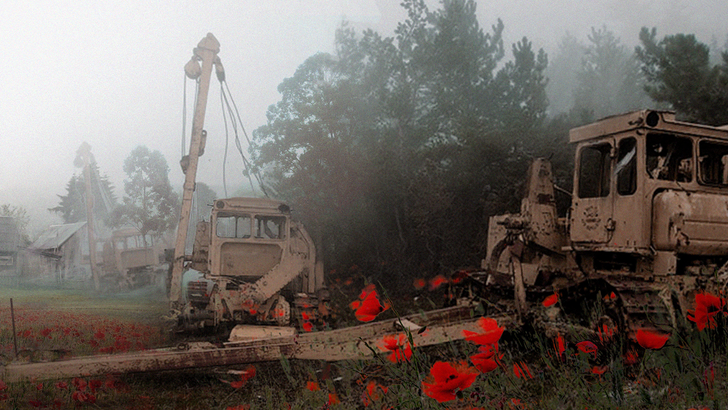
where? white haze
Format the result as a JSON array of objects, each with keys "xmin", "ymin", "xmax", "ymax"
[{"xmin": 1, "ymin": 0, "xmax": 726, "ymax": 238}]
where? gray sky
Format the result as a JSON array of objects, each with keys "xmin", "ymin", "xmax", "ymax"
[{"xmin": 1, "ymin": 0, "xmax": 727, "ymax": 237}]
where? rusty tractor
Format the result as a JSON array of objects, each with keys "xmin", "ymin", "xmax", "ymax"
[{"xmin": 454, "ymin": 110, "xmax": 728, "ymax": 337}]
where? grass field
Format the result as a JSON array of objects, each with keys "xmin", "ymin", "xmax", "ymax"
[{"xmin": 0, "ymin": 281, "xmax": 725, "ymax": 409}]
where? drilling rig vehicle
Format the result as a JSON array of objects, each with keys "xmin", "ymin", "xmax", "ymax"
[
  {"xmin": 167, "ymin": 33, "xmax": 328, "ymax": 339},
  {"xmin": 178, "ymin": 197, "xmax": 327, "ymax": 335},
  {"xmin": 101, "ymin": 227, "xmax": 165, "ymax": 289},
  {"xmin": 456, "ymin": 110, "xmax": 728, "ymax": 335}
]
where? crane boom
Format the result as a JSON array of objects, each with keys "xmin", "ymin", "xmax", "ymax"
[{"xmin": 169, "ymin": 33, "xmax": 221, "ymax": 306}]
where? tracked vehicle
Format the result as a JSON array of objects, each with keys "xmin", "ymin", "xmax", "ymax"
[{"xmin": 457, "ymin": 110, "xmax": 728, "ymax": 334}]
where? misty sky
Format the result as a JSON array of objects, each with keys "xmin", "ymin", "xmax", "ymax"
[{"xmin": 2, "ymin": 0, "xmax": 727, "ymax": 236}]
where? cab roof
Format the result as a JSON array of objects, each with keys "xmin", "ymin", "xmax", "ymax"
[
  {"xmin": 569, "ymin": 110, "xmax": 728, "ymax": 144},
  {"xmin": 213, "ymin": 197, "xmax": 291, "ymax": 215}
]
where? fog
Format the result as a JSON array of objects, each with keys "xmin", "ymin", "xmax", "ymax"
[{"xmin": 1, "ymin": 0, "xmax": 726, "ymax": 237}]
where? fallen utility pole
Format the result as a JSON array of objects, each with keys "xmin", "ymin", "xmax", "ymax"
[{"xmin": 1, "ymin": 306, "xmax": 505, "ymax": 382}]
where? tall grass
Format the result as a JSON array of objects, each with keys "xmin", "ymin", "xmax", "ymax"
[{"xmin": 0, "ymin": 283, "xmax": 726, "ymax": 409}]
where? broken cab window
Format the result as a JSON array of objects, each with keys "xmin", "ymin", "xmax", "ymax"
[
  {"xmin": 255, "ymin": 216, "xmax": 286, "ymax": 239},
  {"xmin": 216, "ymin": 214, "xmax": 251, "ymax": 238},
  {"xmin": 699, "ymin": 140, "xmax": 728, "ymax": 186},
  {"xmin": 646, "ymin": 134, "xmax": 692, "ymax": 182},
  {"xmin": 615, "ymin": 137, "xmax": 637, "ymax": 195}
]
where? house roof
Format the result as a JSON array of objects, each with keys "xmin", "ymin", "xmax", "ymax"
[{"xmin": 29, "ymin": 222, "xmax": 87, "ymax": 250}]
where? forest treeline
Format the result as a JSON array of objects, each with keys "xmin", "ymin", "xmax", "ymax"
[{"xmin": 248, "ymin": 0, "xmax": 728, "ymax": 291}]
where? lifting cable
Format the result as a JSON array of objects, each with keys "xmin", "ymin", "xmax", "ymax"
[
  {"xmin": 219, "ymin": 80, "xmax": 269, "ymax": 198},
  {"xmin": 219, "ymin": 84, "xmax": 230, "ymax": 198},
  {"xmin": 180, "ymin": 71, "xmax": 268, "ymax": 199}
]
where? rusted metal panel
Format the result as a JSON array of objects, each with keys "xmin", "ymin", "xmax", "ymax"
[{"xmin": 652, "ymin": 190, "xmax": 728, "ymax": 255}]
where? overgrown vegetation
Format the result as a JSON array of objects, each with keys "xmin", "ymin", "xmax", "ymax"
[{"xmin": 0, "ymin": 283, "xmax": 726, "ymax": 409}]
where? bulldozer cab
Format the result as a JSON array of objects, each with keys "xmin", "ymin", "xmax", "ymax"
[{"xmin": 570, "ymin": 110, "xmax": 728, "ymax": 262}]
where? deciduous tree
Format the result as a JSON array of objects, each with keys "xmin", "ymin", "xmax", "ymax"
[
  {"xmin": 110, "ymin": 146, "xmax": 177, "ymax": 240},
  {"xmin": 0, "ymin": 204, "xmax": 30, "ymax": 244}
]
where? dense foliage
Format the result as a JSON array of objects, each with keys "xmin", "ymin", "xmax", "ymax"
[
  {"xmin": 251, "ymin": 0, "xmax": 554, "ymax": 290},
  {"xmin": 250, "ymin": 0, "xmax": 728, "ymax": 291},
  {"xmin": 636, "ymin": 27, "xmax": 728, "ymax": 126}
]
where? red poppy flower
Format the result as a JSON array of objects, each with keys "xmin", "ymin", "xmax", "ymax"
[
  {"xmin": 302, "ymin": 321, "xmax": 314, "ymax": 332},
  {"xmin": 513, "ymin": 361, "xmax": 533, "ymax": 379},
  {"xmin": 635, "ymin": 329, "xmax": 670, "ymax": 350},
  {"xmin": 597, "ymin": 324, "xmax": 617, "ymax": 343},
  {"xmin": 451, "ymin": 270, "xmax": 469, "ymax": 284},
  {"xmin": 623, "ymin": 348, "xmax": 640, "ymax": 365},
  {"xmin": 552, "ymin": 334, "xmax": 566, "ymax": 358},
  {"xmin": 422, "ymin": 361, "xmax": 478, "ymax": 403},
  {"xmin": 353, "ymin": 290, "xmax": 389, "ymax": 322},
  {"xmin": 230, "ymin": 365, "xmax": 256, "ymax": 389},
  {"xmin": 327, "ymin": 393, "xmax": 340, "ymax": 405},
  {"xmin": 72, "ymin": 378, "xmax": 87, "ymax": 392},
  {"xmin": 413, "ymin": 278, "xmax": 426, "ymax": 290},
  {"xmin": 72, "ymin": 391, "xmax": 96, "ymax": 404},
  {"xmin": 362, "ymin": 380, "xmax": 388, "ymax": 407},
  {"xmin": 590, "ymin": 365, "xmax": 608, "ymax": 381},
  {"xmin": 463, "ymin": 317, "xmax": 504, "ymax": 345},
  {"xmin": 378, "ymin": 334, "xmax": 413, "ymax": 363},
  {"xmin": 306, "ymin": 381, "xmax": 320, "ymax": 391},
  {"xmin": 575, "ymin": 341, "xmax": 598, "ymax": 359},
  {"xmin": 358, "ymin": 284, "xmax": 377, "ymax": 300},
  {"xmin": 542, "ymin": 293, "xmax": 558, "ymax": 307},
  {"xmin": 688, "ymin": 292, "xmax": 726, "ymax": 331},
  {"xmin": 470, "ymin": 345, "xmax": 499, "ymax": 373},
  {"xmin": 429, "ymin": 275, "xmax": 449, "ymax": 291}
]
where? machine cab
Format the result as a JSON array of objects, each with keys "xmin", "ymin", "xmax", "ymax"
[
  {"xmin": 570, "ymin": 110, "xmax": 728, "ymax": 274},
  {"xmin": 209, "ymin": 197, "xmax": 292, "ymax": 279}
]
